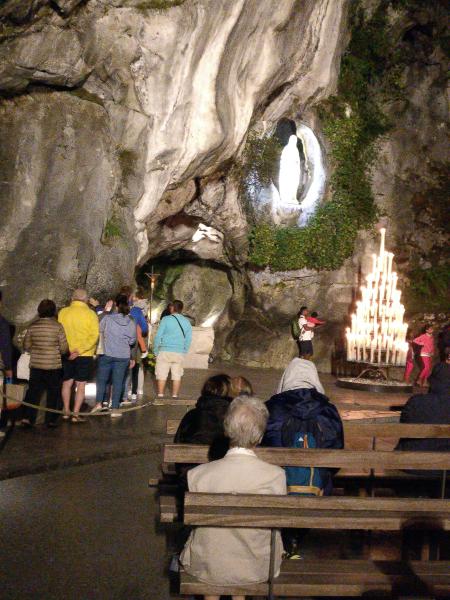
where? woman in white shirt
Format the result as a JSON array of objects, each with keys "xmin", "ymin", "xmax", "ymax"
[{"xmin": 297, "ymin": 306, "xmax": 315, "ymax": 358}]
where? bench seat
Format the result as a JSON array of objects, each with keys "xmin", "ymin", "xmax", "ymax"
[
  {"xmin": 183, "ymin": 494, "xmax": 450, "ymax": 531},
  {"xmin": 181, "ymin": 559, "xmax": 450, "ymax": 597}
]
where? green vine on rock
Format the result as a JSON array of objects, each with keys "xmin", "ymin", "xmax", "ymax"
[
  {"xmin": 233, "ymin": 131, "xmax": 282, "ymax": 223},
  {"xmin": 102, "ymin": 211, "xmax": 124, "ymax": 245},
  {"xmin": 248, "ymin": 1, "xmax": 404, "ymax": 271}
]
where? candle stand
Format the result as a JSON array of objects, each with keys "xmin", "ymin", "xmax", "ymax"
[
  {"xmin": 336, "ymin": 362, "xmax": 413, "ymax": 393},
  {"xmin": 337, "ymin": 228, "xmax": 413, "ymax": 394}
]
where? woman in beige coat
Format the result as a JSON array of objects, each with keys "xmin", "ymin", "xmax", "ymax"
[
  {"xmin": 21, "ymin": 299, "xmax": 68, "ymax": 427},
  {"xmin": 181, "ymin": 396, "xmax": 287, "ymax": 600}
]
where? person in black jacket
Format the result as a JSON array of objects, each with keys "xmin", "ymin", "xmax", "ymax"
[
  {"xmin": 174, "ymin": 374, "xmax": 233, "ymax": 485},
  {"xmin": 263, "ymin": 358, "xmax": 343, "ymax": 558},
  {"xmin": 397, "ymin": 347, "xmax": 450, "ymax": 454}
]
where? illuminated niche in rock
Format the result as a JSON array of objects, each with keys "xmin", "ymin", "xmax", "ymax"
[{"xmin": 256, "ymin": 118, "xmax": 326, "ymax": 226}]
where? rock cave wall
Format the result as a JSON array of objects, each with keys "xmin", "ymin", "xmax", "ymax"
[{"xmin": 0, "ymin": 0, "xmax": 448, "ymax": 372}]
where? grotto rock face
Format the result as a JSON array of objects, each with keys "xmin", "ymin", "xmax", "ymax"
[
  {"xmin": 222, "ymin": 239, "xmax": 369, "ymax": 372},
  {"xmin": 0, "ymin": 0, "xmax": 346, "ymax": 324},
  {"xmin": 0, "ymin": 91, "xmax": 136, "ymax": 322}
]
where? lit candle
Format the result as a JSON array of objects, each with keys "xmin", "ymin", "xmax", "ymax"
[
  {"xmin": 379, "ymin": 227, "xmax": 386, "ymax": 257},
  {"xmin": 386, "ymin": 336, "xmax": 392, "ymax": 364},
  {"xmin": 387, "ymin": 252, "xmax": 393, "ymax": 280},
  {"xmin": 370, "ymin": 338, "xmax": 376, "ymax": 363}
]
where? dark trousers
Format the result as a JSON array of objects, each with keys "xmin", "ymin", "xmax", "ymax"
[
  {"xmin": 131, "ymin": 362, "xmax": 140, "ymax": 395},
  {"xmin": 24, "ymin": 368, "xmax": 63, "ymax": 425}
]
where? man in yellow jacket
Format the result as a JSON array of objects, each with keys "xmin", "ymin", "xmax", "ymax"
[{"xmin": 58, "ymin": 289, "xmax": 99, "ymax": 422}]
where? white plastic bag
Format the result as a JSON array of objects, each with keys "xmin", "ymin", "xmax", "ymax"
[{"xmin": 17, "ymin": 352, "xmax": 30, "ymax": 380}]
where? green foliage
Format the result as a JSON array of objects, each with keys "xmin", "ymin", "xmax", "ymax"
[
  {"xmin": 102, "ymin": 212, "xmax": 123, "ymax": 244},
  {"xmin": 234, "ymin": 132, "xmax": 282, "ymax": 222},
  {"xmin": 118, "ymin": 148, "xmax": 138, "ymax": 181},
  {"xmin": 248, "ymin": 1, "xmax": 407, "ymax": 271},
  {"xmin": 135, "ymin": 0, "xmax": 185, "ymax": 11},
  {"xmin": 142, "ymin": 351, "xmax": 157, "ymax": 374},
  {"xmin": 405, "ymin": 264, "xmax": 450, "ymax": 312},
  {"xmin": 153, "ymin": 263, "xmax": 185, "ymax": 300}
]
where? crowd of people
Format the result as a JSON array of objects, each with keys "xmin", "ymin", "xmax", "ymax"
[
  {"xmin": 0, "ymin": 286, "xmax": 192, "ymax": 428},
  {"xmin": 175, "ymin": 346, "xmax": 449, "ymax": 597}
]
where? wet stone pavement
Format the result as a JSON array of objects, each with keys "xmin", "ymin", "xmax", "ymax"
[{"xmin": 0, "ymin": 364, "xmax": 411, "ymax": 599}]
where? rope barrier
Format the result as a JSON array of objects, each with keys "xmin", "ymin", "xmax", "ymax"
[{"xmin": 1, "ymin": 394, "xmax": 154, "ymax": 417}]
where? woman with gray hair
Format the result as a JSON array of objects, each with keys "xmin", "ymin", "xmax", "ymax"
[{"xmin": 180, "ymin": 396, "xmax": 287, "ymax": 599}]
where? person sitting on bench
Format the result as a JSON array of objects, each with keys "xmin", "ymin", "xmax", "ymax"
[
  {"xmin": 174, "ymin": 374, "xmax": 233, "ymax": 486},
  {"xmin": 397, "ymin": 346, "xmax": 450, "ymax": 454},
  {"xmin": 180, "ymin": 396, "xmax": 287, "ymax": 600}
]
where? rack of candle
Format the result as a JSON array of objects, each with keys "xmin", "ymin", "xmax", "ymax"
[{"xmin": 346, "ymin": 228, "xmax": 409, "ymax": 367}]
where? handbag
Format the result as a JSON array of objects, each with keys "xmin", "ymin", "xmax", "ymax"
[
  {"xmin": 17, "ymin": 352, "xmax": 30, "ymax": 380},
  {"xmin": 2, "ymin": 382, "xmax": 27, "ymax": 410}
]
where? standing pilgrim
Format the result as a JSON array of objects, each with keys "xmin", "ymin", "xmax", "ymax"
[
  {"xmin": 153, "ymin": 300, "xmax": 192, "ymax": 399},
  {"xmin": 297, "ymin": 306, "xmax": 315, "ymax": 359},
  {"xmin": 413, "ymin": 324, "xmax": 435, "ymax": 388}
]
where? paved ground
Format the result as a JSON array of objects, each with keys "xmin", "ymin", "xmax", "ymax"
[
  {"xmin": 0, "ymin": 364, "xmax": 410, "ymax": 480},
  {"xmin": 0, "ymin": 455, "xmax": 170, "ymax": 600}
]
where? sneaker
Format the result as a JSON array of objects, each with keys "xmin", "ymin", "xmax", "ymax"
[
  {"xmin": 90, "ymin": 404, "xmax": 103, "ymax": 414},
  {"xmin": 286, "ymin": 551, "xmax": 303, "ymax": 560},
  {"xmin": 110, "ymin": 411, "xmax": 122, "ymax": 418},
  {"xmin": 131, "ymin": 394, "xmax": 137, "ymax": 401},
  {"xmin": 120, "ymin": 400, "xmax": 132, "ymax": 407}
]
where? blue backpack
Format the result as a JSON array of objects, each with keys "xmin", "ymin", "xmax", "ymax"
[{"xmin": 284, "ymin": 431, "xmax": 324, "ymax": 496}]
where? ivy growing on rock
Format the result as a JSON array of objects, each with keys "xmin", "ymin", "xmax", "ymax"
[
  {"xmin": 102, "ymin": 212, "xmax": 123, "ymax": 245},
  {"xmin": 233, "ymin": 131, "xmax": 282, "ymax": 223},
  {"xmin": 248, "ymin": 1, "xmax": 406, "ymax": 271}
]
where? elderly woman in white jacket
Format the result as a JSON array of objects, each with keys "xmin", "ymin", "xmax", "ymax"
[{"xmin": 181, "ymin": 396, "xmax": 287, "ymax": 600}]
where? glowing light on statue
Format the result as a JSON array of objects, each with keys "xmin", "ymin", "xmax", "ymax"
[
  {"xmin": 271, "ymin": 125, "xmax": 325, "ymax": 226},
  {"xmin": 201, "ymin": 311, "xmax": 221, "ymax": 327},
  {"xmin": 346, "ymin": 228, "xmax": 408, "ymax": 366},
  {"xmin": 296, "ymin": 124, "xmax": 326, "ymax": 226},
  {"xmin": 279, "ymin": 134, "xmax": 301, "ymax": 205}
]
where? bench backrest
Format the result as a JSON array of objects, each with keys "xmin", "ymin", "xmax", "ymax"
[
  {"xmin": 184, "ymin": 492, "xmax": 450, "ymax": 530},
  {"xmin": 166, "ymin": 419, "xmax": 450, "ymax": 440},
  {"xmin": 163, "ymin": 443, "xmax": 450, "ymax": 471}
]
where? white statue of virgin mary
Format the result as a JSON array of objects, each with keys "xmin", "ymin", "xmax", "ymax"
[{"xmin": 279, "ymin": 134, "xmax": 301, "ymax": 205}]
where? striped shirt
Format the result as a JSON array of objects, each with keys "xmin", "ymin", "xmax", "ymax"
[{"xmin": 23, "ymin": 318, "xmax": 69, "ymax": 370}]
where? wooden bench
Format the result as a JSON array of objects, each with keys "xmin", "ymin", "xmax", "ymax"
[
  {"xmin": 180, "ymin": 492, "xmax": 450, "ymax": 598},
  {"xmin": 166, "ymin": 419, "xmax": 450, "ymax": 444},
  {"xmin": 153, "ymin": 397, "xmax": 196, "ymax": 406},
  {"xmin": 158, "ymin": 445, "xmax": 450, "ymax": 523}
]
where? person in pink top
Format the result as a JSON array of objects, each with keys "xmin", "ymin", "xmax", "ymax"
[{"xmin": 413, "ymin": 324, "xmax": 435, "ymax": 387}]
